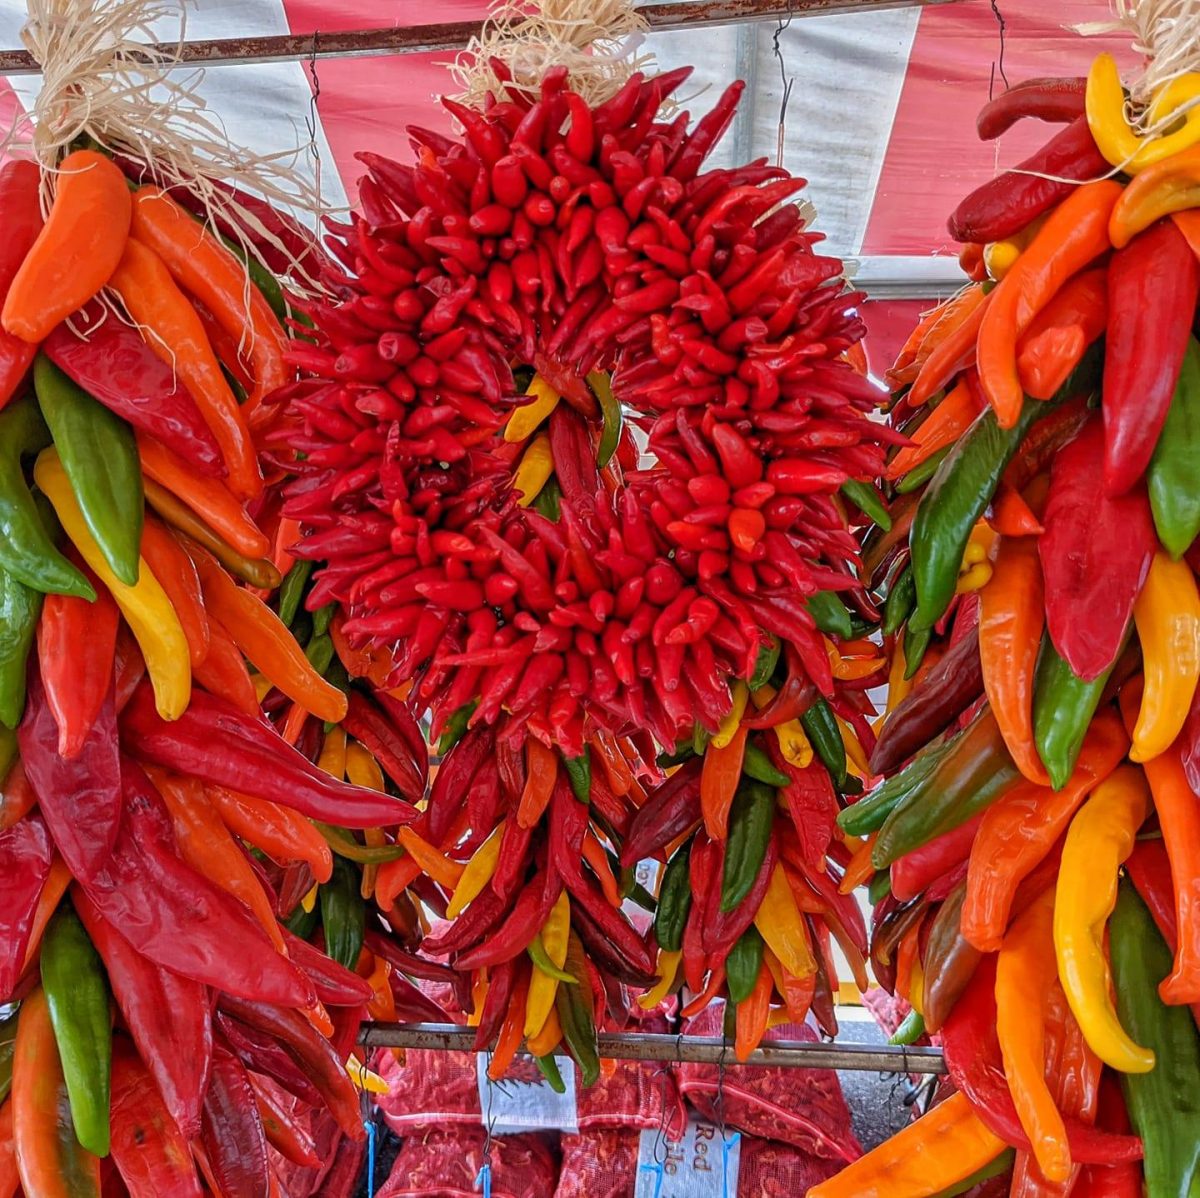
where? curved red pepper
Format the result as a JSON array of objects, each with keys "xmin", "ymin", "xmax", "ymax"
[
  {"xmin": 200, "ymin": 1044, "xmax": 271, "ymax": 1198},
  {"xmin": 975, "ymin": 77, "xmax": 1087, "ymax": 141}
]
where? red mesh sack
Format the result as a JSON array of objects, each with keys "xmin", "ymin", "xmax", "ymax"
[
  {"xmin": 577, "ymin": 1056, "xmax": 687, "ymax": 1136},
  {"xmin": 373, "ymin": 1048, "xmax": 482, "ymax": 1134},
  {"xmin": 674, "ymin": 1006, "xmax": 861, "ymax": 1162},
  {"xmin": 861, "ymin": 988, "xmax": 911, "ymax": 1041},
  {"xmin": 267, "ymin": 1087, "xmax": 342, "ymax": 1198},
  {"xmin": 377, "ymin": 1129, "xmax": 558, "ymax": 1198}
]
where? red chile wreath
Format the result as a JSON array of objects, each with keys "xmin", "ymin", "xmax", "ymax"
[{"xmin": 271, "ymin": 66, "xmax": 894, "ymax": 759}]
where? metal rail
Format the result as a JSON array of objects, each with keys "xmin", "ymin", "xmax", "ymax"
[
  {"xmin": 359, "ymin": 1023, "xmax": 947, "ymax": 1074},
  {"xmin": 0, "ymin": 0, "xmax": 961, "ymax": 74}
]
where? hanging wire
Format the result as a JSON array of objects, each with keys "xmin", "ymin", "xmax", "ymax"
[
  {"xmin": 305, "ymin": 30, "xmax": 324, "ymax": 217},
  {"xmin": 987, "ymin": 0, "xmax": 1009, "ymax": 99},
  {"xmin": 476, "ymin": 1053, "xmax": 496, "ymax": 1198},
  {"xmin": 771, "ymin": 2, "xmax": 795, "ymax": 169}
]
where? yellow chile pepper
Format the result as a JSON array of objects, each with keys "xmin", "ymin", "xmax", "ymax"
[
  {"xmin": 638, "ymin": 949, "xmax": 682, "ymax": 1010},
  {"xmin": 504, "ymin": 375, "xmax": 559, "ymax": 442},
  {"xmin": 525, "ymin": 890, "xmax": 571, "ymax": 1037},
  {"xmin": 1109, "ymin": 142, "xmax": 1200, "ymax": 247},
  {"xmin": 525, "ymin": 1007, "xmax": 562, "ymax": 1058},
  {"xmin": 468, "ymin": 970, "xmax": 488, "ymax": 1027},
  {"xmin": 807, "ymin": 1092, "xmax": 1008, "ymax": 1198},
  {"xmin": 1131, "ymin": 551, "xmax": 1200, "ymax": 763},
  {"xmin": 345, "ymin": 741, "xmax": 387, "ymax": 898},
  {"xmin": 446, "ymin": 822, "xmax": 505, "ymax": 918},
  {"xmin": 754, "ymin": 862, "xmax": 816, "ymax": 979},
  {"xmin": 750, "ymin": 683, "xmax": 813, "ymax": 765},
  {"xmin": 908, "ymin": 955, "xmax": 925, "ymax": 1018},
  {"xmin": 837, "ymin": 717, "xmax": 870, "ymax": 777},
  {"xmin": 956, "ymin": 561, "xmax": 993, "ymax": 595},
  {"xmin": 300, "ymin": 883, "xmax": 318, "ymax": 913},
  {"xmin": 1087, "ymin": 52, "xmax": 1200, "ymax": 173},
  {"xmin": 252, "ymin": 673, "xmax": 272, "ymax": 703},
  {"xmin": 317, "ymin": 725, "xmax": 348, "ymax": 779},
  {"xmin": 513, "ymin": 432, "xmax": 553, "ymax": 507},
  {"xmin": 1054, "ymin": 764, "xmax": 1155, "ymax": 1073},
  {"xmin": 884, "ymin": 642, "xmax": 912, "ymax": 714},
  {"xmin": 711, "ymin": 680, "xmax": 750, "ymax": 749},
  {"xmin": 35, "ymin": 447, "xmax": 190, "ymax": 720},
  {"xmin": 984, "ymin": 239, "xmax": 1023, "ymax": 282},
  {"xmin": 996, "ymin": 890, "xmax": 1072, "ymax": 1183},
  {"xmin": 346, "ymin": 1055, "xmax": 388, "ymax": 1095}
]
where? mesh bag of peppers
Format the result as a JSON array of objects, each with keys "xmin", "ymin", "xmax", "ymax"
[
  {"xmin": 272, "ymin": 62, "xmax": 895, "ymax": 1081},
  {"xmin": 812, "ymin": 42, "xmax": 1200, "ymax": 1198}
]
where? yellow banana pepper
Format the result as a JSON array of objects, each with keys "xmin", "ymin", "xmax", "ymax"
[
  {"xmin": 447, "ymin": 822, "xmax": 505, "ymax": 918},
  {"xmin": 35, "ymin": 448, "xmax": 190, "ymax": 720},
  {"xmin": 344, "ymin": 740, "xmax": 387, "ymax": 897},
  {"xmin": 317, "ymin": 725, "xmax": 348, "ymax": 779},
  {"xmin": 504, "ymin": 375, "xmax": 559, "ymax": 442},
  {"xmin": 525, "ymin": 1008, "xmax": 562, "ymax": 1057},
  {"xmin": 300, "ymin": 883, "xmax": 318, "ymax": 913},
  {"xmin": 638, "ymin": 949, "xmax": 682, "ymax": 1010},
  {"xmin": 711, "ymin": 680, "xmax": 750, "ymax": 749},
  {"xmin": 754, "ymin": 863, "xmax": 816, "ymax": 979},
  {"xmin": 524, "ymin": 890, "xmax": 571, "ymax": 1036},
  {"xmin": 1054, "ymin": 764, "xmax": 1155, "ymax": 1072},
  {"xmin": 1131, "ymin": 551, "xmax": 1200, "ymax": 763},
  {"xmin": 346, "ymin": 1055, "xmax": 389, "ymax": 1095},
  {"xmin": 750, "ymin": 683, "xmax": 813, "ymax": 764},
  {"xmin": 513, "ymin": 432, "xmax": 553, "ymax": 507}
]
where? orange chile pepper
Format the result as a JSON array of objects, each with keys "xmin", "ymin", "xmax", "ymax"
[
  {"xmin": 962, "ymin": 710, "xmax": 1128, "ymax": 952},
  {"xmin": 330, "ymin": 612, "xmax": 395, "ymax": 690},
  {"xmin": 193, "ymin": 298, "xmax": 255, "ymax": 395},
  {"xmin": 137, "ymin": 434, "xmax": 269, "ymax": 559},
  {"xmin": 979, "ymin": 534, "xmax": 1051, "ymax": 785},
  {"xmin": 887, "ymin": 301, "xmax": 952, "ymax": 388},
  {"xmin": 518, "ymin": 738, "xmax": 558, "ymax": 828},
  {"xmin": 138, "ymin": 515, "xmax": 211, "ymax": 670},
  {"xmin": 977, "ymin": 181, "xmax": 1123, "ymax": 428},
  {"xmin": 130, "ymin": 187, "xmax": 289, "ymax": 412},
  {"xmin": 186, "ymin": 542, "xmax": 346, "ymax": 723},
  {"xmin": 735, "ymin": 958, "xmax": 774, "ymax": 1062},
  {"xmin": 894, "ymin": 920, "xmax": 920, "ymax": 1002},
  {"xmin": 109, "ymin": 238, "xmax": 261, "ymax": 499},
  {"xmin": 1171, "ymin": 209, "xmax": 1200, "ymax": 260},
  {"xmin": 18, "ymin": 857, "xmax": 71, "ymax": 978},
  {"xmin": 591, "ymin": 730, "xmax": 634, "ymax": 798},
  {"xmin": 582, "ymin": 830, "xmax": 622, "ymax": 908},
  {"xmin": 150, "ymin": 768, "xmax": 285, "ymax": 952},
  {"xmin": 989, "ymin": 483, "xmax": 1045, "ymax": 538},
  {"xmin": 680, "ymin": 963, "xmax": 727, "ymax": 1018},
  {"xmin": 206, "ymin": 785, "xmax": 333, "ymax": 884},
  {"xmin": 525, "ymin": 1007, "xmax": 562, "ymax": 1058},
  {"xmin": 193, "ymin": 616, "xmax": 259, "ymax": 717},
  {"xmin": 887, "ymin": 378, "xmax": 984, "ymax": 479},
  {"xmin": 1015, "ymin": 267, "xmax": 1108, "ymax": 401},
  {"xmin": 839, "ymin": 834, "xmax": 877, "ymax": 894},
  {"xmin": 2, "ymin": 150, "xmax": 130, "ymax": 344},
  {"xmin": 959, "ymin": 242, "xmax": 989, "ymax": 283},
  {"xmin": 12, "ymin": 987, "xmax": 101, "ymax": 1198},
  {"xmin": 0, "ymin": 759, "xmax": 36, "ymax": 833},
  {"xmin": 1119, "ymin": 682, "xmax": 1200, "ymax": 1006},
  {"xmin": 909, "ymin": 286, "xmax": 993, "ymax": 406},
  {"xmin": 0, "ymin": 1101, "xmax": 17, "ymax": 1198},
  {"xmin": 35, "ymin": 558, "xmax": 119, "ymax": 759},
  {"xmin": 396, "ymin": 828, "xmax": 464, "ymax": 890},
  {"xmin": 762, "ymin": 945, "xmax": 816, "ymax": 1022},
  {"xmin": 701, "ymin": 724, "xmax": 749, "ymax": 839},
  {"xmin": 355, "ymin": 950, "xmax": 397, "ymax": 1023},
  {"xmin": 487, "ymin": 963, "xmax": 531, "ymax": 1079}
]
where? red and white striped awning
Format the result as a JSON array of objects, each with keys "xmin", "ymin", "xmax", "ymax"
[{"xmin": 0, "ymin": 0, "xmax": 1137, "ymax": 369}]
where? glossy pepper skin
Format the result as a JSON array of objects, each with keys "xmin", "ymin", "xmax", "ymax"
[
  {"xmin": 1055, "ymin": 765, "xmax": 1154, "ymax": 1073},
  {"xmin": 0, "ymin": 565, "xmax": 41, "ymax": 730},
  {"xmin": 200, "ymin": 1044, "xmax": 270, "ymax": 1198},
  {"xmin": 1148, "ymin": 336, "xmax": 1200, "ymax": 559},
  {"xmin": 0, "ymin": 162, "xmax": 42, "ymax": 410},
  {"xmin": 1103, "ymin": 218, "xmax": 1200, "ymax": 496},
  {"xmin": 0, "ymin": 813, "xmax": 54, "ymax": 1001},
  {"xmin": 0, "ymin": 397, "xmax": 91, "ymax": 598},
  {"xmin": 1033, "ymin": 639, "xmax": 1120, "ymax": 791},
  {"xmin": 33, "ymin": 353, "xmax": 144, "ymax": 587},
  {"xmin": 40, "ymin": 904, "xmax": 111, "ymax": 1158},
  {"xmin": 1111, "ymin": 881, "xmax": 1200, "ymax": 1197},
  {"xmin": 320, "ymin": 856, "xmax": 365, "ymax": 972}
]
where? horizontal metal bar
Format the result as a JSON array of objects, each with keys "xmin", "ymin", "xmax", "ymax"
[
  {"xmin": 0, "ymin": 0, "xmax": 962, "ymax": 74},
  {"xmin": 359, "ymin": 1022, "xmax": 947, "ymax": 1074},
  {"xmin": 847, "ymin": 255, "xmax": 967, "ymax": 301}
]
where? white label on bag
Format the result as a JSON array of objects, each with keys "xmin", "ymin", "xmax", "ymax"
[
  {"xmin": 634, "ymin": 1117, "xmax": 741, "ymax": 1198},
  {"xmin": 475, "ymin": 1053, "xmax": 578, "ymax": 1134}
]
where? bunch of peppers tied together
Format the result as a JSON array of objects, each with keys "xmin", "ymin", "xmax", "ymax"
[
  {"xmin": 275, "ymin": 66, "xmax": 892, "ymax": 1077},
  {"xmin": 812, "ymin": 60, "xmax": 1200, "ymax": 1198},
  {"xmin": 0, "ymin": 146, "xmax": 446, "ymax": 1197}
]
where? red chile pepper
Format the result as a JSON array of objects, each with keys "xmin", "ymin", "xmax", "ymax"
[
  {"xmin": 0, "ymin": 162, "xmax": 42, "ymax": 410},
  {"xmin": 250, "ymin": 1076, "xmax": 321, "ymax": 1168},
  {"xmin": 1102, "ymin": 218, "xmax": 1200, "ymax": 496},
  {"xmin": 0, "ymin": 813, "xmax": 53, "ymax": 999},
  {"xmin": 890, "ymin": 812, "xmax": 982, "ymax": 903},
  {"xmin": 200, "ymin": 1044, "xmax": 271, "ymax": 1198},
  {"xmin": 941, "ymin": 956, "xmax": 1144, "ymax": 1166},
  {"xmin": 339, "ymin": 689, "xmax": 424, "ymax": 801},
  {"xmin": 472, "ymin": 957, "xmax": 518, "ymax": 1051},
  {"xmin": 109, "ymin": 1037, "xmax": 203, "ymax": 1198},
  {"xmin": 121, "ymin": 682, "xmax": 416, "ymax": 829},
  {"xmin": 74, "ymin": 887, "xmax": 212, "ymax": 1138},
  {"xmin": 572, "ymin": 898, "xmax": 657, "ymax": 988},
  {"xmin": 1074, "ymin": 1073, "xmax": 1143, "ymax": 1198},
  {"xmin": 949, "ymin": 117, "xmax": 1110, "ymax": 244},
  {"xmin": 455, "ymin": 868, "xmax": 563, "ymax": 971},
  {"xmin": 18, "ymin": 666, "xmax": 122, "ymax": 882},
  {"xmin": 1039, "ymin": 417, "xmax": 1155, "ymax": 680},
  {"xmin": 620, "ymin": 756, "xmax": 703, "ymax": 865},
  {"xmin": 425, "ymin": 724, "xmax": 489, "ymax": 844},
  {"xmin": 217, "ymin": 994, "xmax": 365, "ymax": 1140},
  {"xmin": 976, "ymin": 77, "xmax": 1087, "ymax": 141},
  {"xmin": 82, "ymin": 759, "xmax": 316, "ymax": 1007},
  {"xmin": 215, "ymin": 1011, "xmax": 321, "ymax": 1107},
  {"xmin": 44, "ymin": 308, "xmax": 225, "ymax": 477},
  {"xmin": 280, "ymin": 929, "xmax": 374, "ymax": 1007}
]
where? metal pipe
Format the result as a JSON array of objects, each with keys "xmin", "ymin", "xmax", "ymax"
[
  {"xmin": 0, "ymin": 0, "xmax": 962, "ymax": 74},
  {"xmin": 359, "ymin": 1022, "xmax": 947, "ymax": 1074}
]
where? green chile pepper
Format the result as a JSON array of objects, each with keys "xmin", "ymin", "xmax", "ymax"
[
  {"xmin": 217, "ymin": 231, "xmax": 289, "ymax": 323},
  {"xmin": 888, "ymin": 1008, "xmax": 925, "ymax": 1046},
  {"xmin": 742, "ymin": 742, "xmax": 790, "ymax": 788},
  {"xmin": 903, "ymin": 622, "xmax": 932, "ymax": 679},
  {"xmin": 1032, "ymin": 637, "xmax": 1115, "ymax": 790},
  {"xmin": 33, "ymin": 355, "xmax": 143, "ymax": 586},
  {"xmin": 721, "ymin": 782, "xmax": 774, "ymax": 912},
  {"xmin": 437, "ymin": 701, "xmax": 477, "ymax": 755},
  {"xmin": 0, "ymin": 564, "xmax": 41, "ymax": 728},
  {"xmin": 873, "ymin": 710, "xmax": 1019, "ymax": 868},
  {"xmin": 284, "ymin": 901, "xmax": 319, "ymax": 940},
  {"xmin": 305, "ymin": 633, "xmax": 335, "ymax": 678},
  {"xmin": 868, "ymin": 870, "xmax": 891, "ymax": 905},
  {"xmin": 535, "ymin": 1053, "xmax": 566, "ymax": 1093},
  {"xmin": 1148, "ymin": 335, "xmax": 1200, "ymax": 559},
  {"xmin": 0, "ymin": 397, "xmax": 92, "ymax": 598},
  {"xmin": 564, "ymin": 749, "xmax": 591, "ymax": 803},
  {"xmin": 801, "ymin": 700, "xmax": 847, "ymax": 788},
  {"xmin": 316, "ymin": 823, "xmax": 405, "ymax": 864},
  {"xmin": 931, "ymin": 1150, "xmax": 1015, "ymax": 1197},
  {"xmin": 883, "ymin": 563, "xmax": 915, "ymax": 637},
  {"xmin": 749, "ymin": 639, "xmax": 780, "ymax": 690},
  {"xmin": 319, "ymin": 856, "xmax": 365, "ymax": 971},
  {"xmin": 0, "ymin": 1007, "xmax": 17, "ymax": 1104},
  {"xmin": 0, "ymin": 725, "xmax": 16, "ymax": 783},
  {"xmin": 1111, "ymin": 881, "xmax": 1200, "ymax": 1197},
  {"xmin": 805, "ymin": 590, "xmax": 853, "ymax": 639},
  {"xmin": 896, "ymin": 444, "xmax": 952, "ymax": 495},
  {"xmin": 42, "ymin": 903, "xmax": 112, "ymax": 1157},
  {"xmin": 528, "ymin": 934, "xmax": 576, "ymax": 983},
  {"xmin": 654, "ymin": 841, "xmax": 692, "ymax": 953},
  {"xmin": 277, "ymin": 558, "xmax": 313, "ymax": 628},
  {"xmin": 533, "ymin": 477, "xmax": 561, "ymax": 521},
  {"xmin": 588, "ymin": 372, "xmax": 622, "ymax": 469},
  {"xmin": 841, "ymin": 479, "xmax": 892, "ymax": 531},
  {"xmin": 555, "ymin": 932, "xmax": 599, "ymax": 1087},
  {"xmin": 726, "ymin": 927, "xmax": 764, "ymax": 1005}
]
